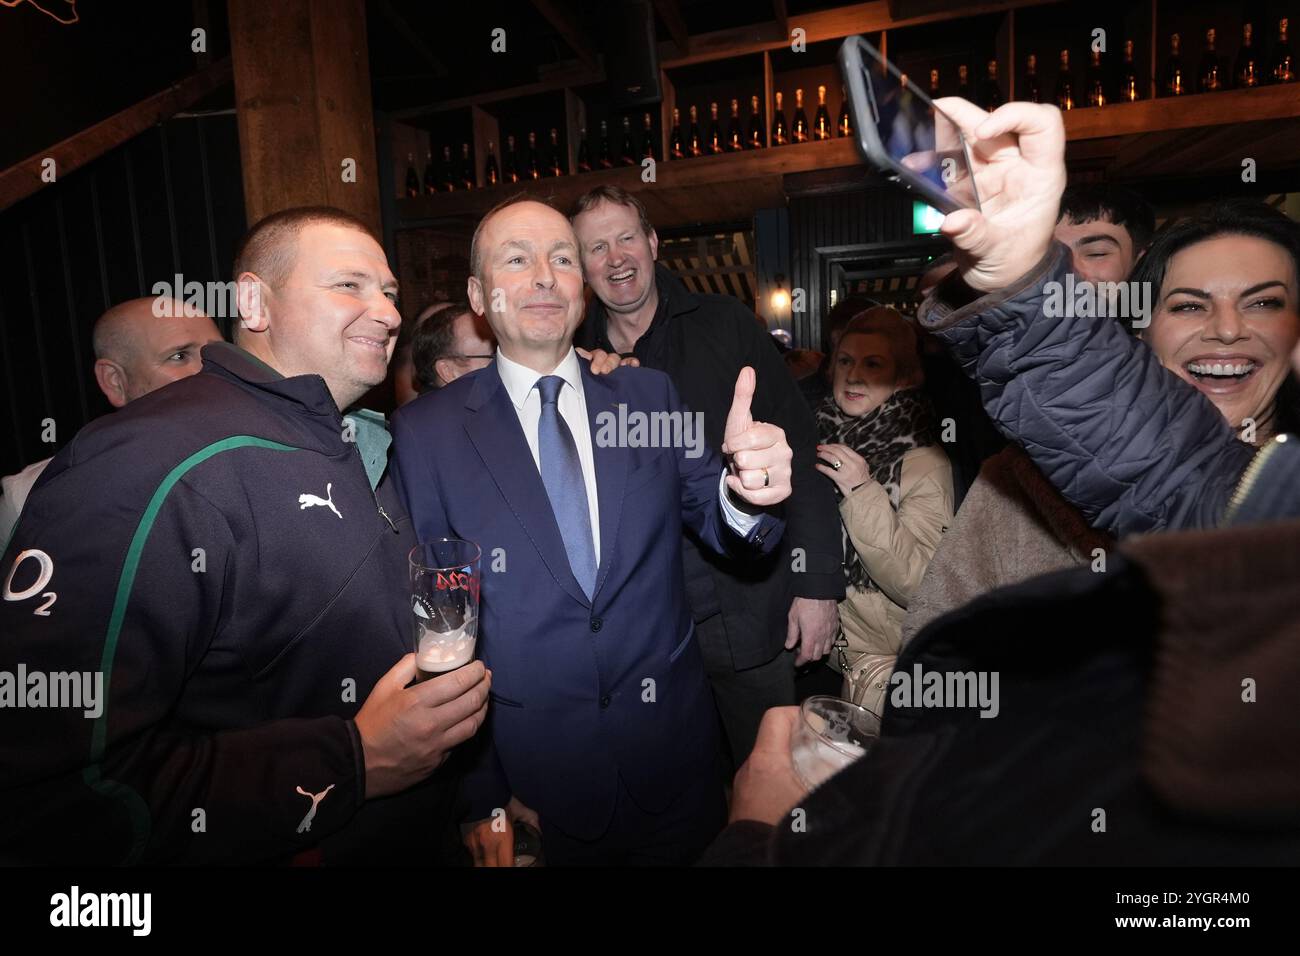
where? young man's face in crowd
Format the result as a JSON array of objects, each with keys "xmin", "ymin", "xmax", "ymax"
[
  {"xmin": 572, "ymin": 200, "xmax": 659, "ymax": 314},
  {"xmin": 1054, "ymin": 215, "xmax": 1139, "ymax": 284},
  {"xmin": 468, "ymin": 202, "xmax": 585, "ymax": 360},
  {"xmin": 257, "ymin": 223, "xmax": 401, "ymax": 408},
  {"xmin": 832, "ymin": 332, "xmax": 899, "ymax": 418},
  {"xmin": 1145, "ymin": 234, "xmax": 1300, "ymax": 435}
]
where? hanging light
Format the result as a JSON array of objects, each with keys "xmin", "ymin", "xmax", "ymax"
[{"xmin": 770, "ymin": 273, "xmax": 790, "ymax": 313}]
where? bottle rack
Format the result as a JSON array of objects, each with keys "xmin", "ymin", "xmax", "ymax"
[{"xmin": 391, "ymin": 0, "xmax": 1300, "ymax": 226}]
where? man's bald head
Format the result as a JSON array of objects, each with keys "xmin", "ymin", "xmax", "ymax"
[{"xmin": 92, "ymin": 296, "xmax": 223, "ymax": 408}]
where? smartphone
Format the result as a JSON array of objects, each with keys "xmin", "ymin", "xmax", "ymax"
[{"xmin": 838, "ymin": 36, "xmax": 981, "ymax": 214}]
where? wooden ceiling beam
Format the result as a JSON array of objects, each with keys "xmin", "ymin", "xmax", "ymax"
[
  {"xmin": 653, "ymin": 0, "xmax": 691, "ymax": 57},
  {"xmin": 530, "ymin": 0, "xmax": 601, "ymax": 73},
  {"xmin": 0, "ymin": 57, "xmax": 233, "ymax": 213},
  {"xmin": 373, "ymin": 0, "xmax": 448, "ymax": 77}
]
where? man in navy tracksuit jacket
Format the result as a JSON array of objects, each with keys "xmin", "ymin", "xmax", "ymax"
[{"xmin": 0, "ymin": 208, "xmax": 489, "ymax": 864}]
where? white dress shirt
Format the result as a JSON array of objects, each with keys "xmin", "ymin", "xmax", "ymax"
[{"xmin": 494, "ymin": 347, "xmax": 759, "ymax": 567}]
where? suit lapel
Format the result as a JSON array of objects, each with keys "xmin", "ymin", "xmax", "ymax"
[
  {"xmin": 581, "ymin": 364, "xmax": 627, "ymax": 603},
  {"xmin": 464, "ymin": 364, "xmax": 590, "ymax": 608}
]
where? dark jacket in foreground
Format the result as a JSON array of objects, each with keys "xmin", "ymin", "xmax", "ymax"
[
  {"xmin": 916, "ymin": 241, "xmax": 1255, "ymax": 535},
  {"xmin": 577, "ymin": 264, "xmax": 844, "ymax": 669},
  {"xmin": 704, "ymin": 507, "xmax": 1300, "ymax": 865},
  {"xmin": 0, "ymin": 344, "xmax": 462, "ymax": 865}
]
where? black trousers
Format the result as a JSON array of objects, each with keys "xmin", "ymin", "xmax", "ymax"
[{"xmin": 695, "ymin": 613, "xmax": 796, "ymax": 771}]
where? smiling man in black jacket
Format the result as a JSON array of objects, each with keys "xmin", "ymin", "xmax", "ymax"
[
  {"xmin": 0, "ymin": 207, "xmax": 490, "ymax": 864},
  {"xmin": 572, "ymin": 186, "xmax": 845, "ymax": 767}
]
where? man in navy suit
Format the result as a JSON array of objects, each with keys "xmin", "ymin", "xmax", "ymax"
[{"xmin": 392, "ymin": 196, "xmax": 794, "ymax": 865}]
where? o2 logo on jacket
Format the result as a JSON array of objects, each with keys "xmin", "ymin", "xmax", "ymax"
[{"xmin": 3, "ymin": 549, "xmax": 57, "ymax": 616}]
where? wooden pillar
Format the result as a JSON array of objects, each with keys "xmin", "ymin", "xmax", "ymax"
[{"xmin": 228, "ymin": 0, "xmax": 381, "ymax": 236}]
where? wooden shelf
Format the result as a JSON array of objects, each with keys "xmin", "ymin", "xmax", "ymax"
[
  {"xmin": 397, "ymin": 138, "xmax": 861, "ymax": 229},
  {"xmin": 1063, "ymin": 83, "xmax": 1300, "ymax": 141},
  {"xmin": 398, "ymin": 77, "xmax": 1300, "ymax": 226}
]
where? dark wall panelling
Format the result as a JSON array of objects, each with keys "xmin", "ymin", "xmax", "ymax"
[
  {"xmin": 0, "ymin": 114, "xmax": 246, "ymax": 480},
  {"xmin": 787, "ymin": 185, "xmax": 913, "ymax": 350}
]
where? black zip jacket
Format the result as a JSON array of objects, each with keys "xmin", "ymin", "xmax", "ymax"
[{"xmin": 0, "ymin": 343, "xmax": 462, "ymax": 865}]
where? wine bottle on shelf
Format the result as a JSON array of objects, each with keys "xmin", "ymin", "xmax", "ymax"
[
  {"xmin": 598, "ymin": 120, "xmax": 614, "ymax": 169},
  {"xmin": 1271, "ymin": 18, "xmax": 1295, "ymax": 83},
  {"xmin": 422, "ymin": 149, "xmax": 436, "ymax": 195},
  {"xmin": 504, "ymin": 136, "xmax": 520, "ymax": 184},
  {"xmin": 837, "ymin": 85, "xmax": 851, "ymax": 137},
  {"xmin": 484, "ymin": 141, "xmax": 499, "ymax": 186},
  {"xmin": 1120, "ymin": 39, "xmax": 1141, "ymax": 101},
  {"xmin": 670, "ymin": 108, "xmax": 685, "ymax": 158},
  {"xmin": 404, "ymin": 152, "xmax": 419, "ymax": 198},
  {"xmin": 748, "ymin": 95, "xmax": 765, "ymax": 148},
  {"xmin": 728, "ymin": 99, "xmax": 744, "ymax": 151},
  {"xmin": 771, "ymin": 91, "xmax": 788, "ymax": 146},
  {"xmin": 526, "ymin": 132, "xmax": 541, "ymax": 181},
  {"xmin": 981, "ymin": 60, "xmax": 1003, "ymax": 110},
  {"xmin": 440, "ymin": 146, "xmax": 456, "ymax": 192},
  {"xmin": 1198, "ymin": 28, "xmax": 1223, "ymax": 92},
  {"xmin": 460, "ymin": 144, "xmax": 475, "ymax": 190},
  {"xmin": 1022, "ymin": 54, "xmax": 1040, "ymax": 103},
  {"xmin": 576, "ymin": 128, "xmax": 592, "ymax": 173},
  {"xmin": 642, "ymin": 112, "xmax": 657, "ymax": 160},
  {"xmin": 1164, "ymin": 33, "xmax": 1186, "ymax": 96},
  {"xmin": 708, "ymin": 102, "xmax": 724, "ymax": 154},
  {"xmin": 1086, "ymin": 49, "xmax": 1106, "ymax": 107},
  {"xmin": 956, "ymin": 65, "xmax": 971, "ymax": 100},
  {"xmin": 1235, "ymin": 23, "xmax": 1260, "ymax": 88},
  {"xmin": 813, "ymin": 85, "xmax": 832, "ymax": 140},
  {"xmin": 792, "ymin": 88, "xmax": 809, "ymax": 143},
  {"xmin": 620, "ymin": 116, "xmax": 636, "ymax": 165},
  {"xmin": 548, "ymin": 128, "xmax": 564, "ymax": 177},
  {"xmin": 929, "ymin": 68, "xmax": 941, "ymax": 98},
  {"xmin": 688, "ymin": 105, "xmax": 703, "ymax": 157},
  {"xmin": 1055, "ymin": 50, "xmax": 1075, "ymax": 110}
]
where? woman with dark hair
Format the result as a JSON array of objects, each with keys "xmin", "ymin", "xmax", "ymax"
[
  {"xmin": 1130, "ymin": 199, "xmax": 1300, "ymax": 440},
  {"xmin": 905, "ymin": 198, "xmax": 1300, "ymax": 640},
  {"xmin": 814, "ymin": 308, "xmax": 954, "ymax": 714}
]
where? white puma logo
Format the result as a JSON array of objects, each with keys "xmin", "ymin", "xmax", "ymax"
[
  {"xmin": 295, "ymin": 784, "xmax": 335, "ymax": 833},
  {"xmin": 298, "ymin": 483, "xmax": 342, "ymax": 519}
]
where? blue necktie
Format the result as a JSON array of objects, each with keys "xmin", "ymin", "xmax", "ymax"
[{"xmin": 536, "ymin": 375, "xmax": 597, "ymax": 599}]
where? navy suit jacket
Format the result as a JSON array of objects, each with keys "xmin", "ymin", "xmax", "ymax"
[{"xmin": 391, "ymin": 358, "xmax": 784, "ymax": 839}]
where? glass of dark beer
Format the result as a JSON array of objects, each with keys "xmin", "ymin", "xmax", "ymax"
[{"xmin": 408, "ymin": 539, "xmax": 481, "ymax": 681}]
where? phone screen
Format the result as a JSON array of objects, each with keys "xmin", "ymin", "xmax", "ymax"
[{"xmin": 843, "ymin": 38, "xmax": 980, "ymax": 211}]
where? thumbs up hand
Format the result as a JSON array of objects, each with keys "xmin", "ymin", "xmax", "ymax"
[{"xmin": 721, "ymin": 366, "xmax": 792, "ymax": 507}]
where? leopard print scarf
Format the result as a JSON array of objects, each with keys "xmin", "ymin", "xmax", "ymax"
[{"xmin": 815, "ymin": 387, "xmax": 937, "ymax": 592}]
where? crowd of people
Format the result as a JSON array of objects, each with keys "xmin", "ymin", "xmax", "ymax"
[{"xmin": 2, "ymin": 96, "xmax": 1297, "ymax": 866}]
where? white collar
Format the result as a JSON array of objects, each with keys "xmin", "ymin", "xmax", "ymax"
[{"xmin": 495, "ymin": 346, "xmax": 583, "ymax": 411}]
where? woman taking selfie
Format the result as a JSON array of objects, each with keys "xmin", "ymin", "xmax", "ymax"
[
  {"xmin": 906, "ymin": 199, "xmax": 1300, "ymax": 638},
  {"xmin": 814, "ymin": 308, "xmax": 954, "ymax": 715}
]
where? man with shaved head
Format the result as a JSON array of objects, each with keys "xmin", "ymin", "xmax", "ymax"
[
  {"xmin": 0, "ymin": 297, "xmax": 221, "ymax": 545},
  {"xmin": 393, "ymin": 195, "xmax": 795, "ymax": 865},
  {"xmin": 90, "ymin": 296, "xmax": 221, "ymax": 408},
  {"xmin": 1, "ymin": 207, "xmax": 490, "ymax": 865}
]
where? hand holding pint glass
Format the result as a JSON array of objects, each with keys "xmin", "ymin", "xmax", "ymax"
[{"xmin": 410, "ymin": 539, "xmax": 481, "ymax": 680}]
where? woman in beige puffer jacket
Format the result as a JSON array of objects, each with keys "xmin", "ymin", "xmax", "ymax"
[{"xmin": 814, "ymin": 308, "xmax": 954, "ymax": 716}]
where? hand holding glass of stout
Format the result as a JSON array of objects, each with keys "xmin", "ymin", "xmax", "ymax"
[{"xmin": 409, "ymin": 539, "xmax": 481, "ymax": 681}]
